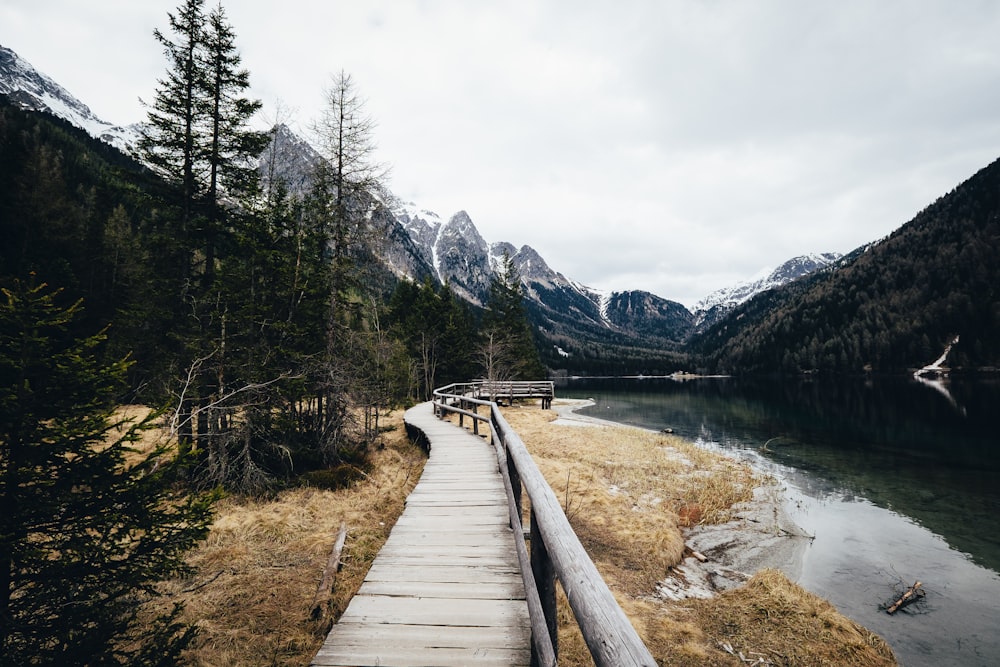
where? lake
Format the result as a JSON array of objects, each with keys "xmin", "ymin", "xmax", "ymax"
[{"xmin": 555, "ymin": 375, "xmax": 1000, "ymax": 667}]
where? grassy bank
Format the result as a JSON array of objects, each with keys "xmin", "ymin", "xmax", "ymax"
[
  {"xmin": 150, "ymin": 409, "xmax": 426, "ymax": 666},
  {"xmin": 500, "ymin": 402, "xmax": 896, "ymax": 666},
  {"xmin": 148, "ymin": 402, "xmax": 894, "ymax": 666}
]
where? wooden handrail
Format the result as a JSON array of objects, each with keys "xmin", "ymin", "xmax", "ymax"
[{"xmin": 432, "ymin": 381, "xmax": 655, "ymax": 667}]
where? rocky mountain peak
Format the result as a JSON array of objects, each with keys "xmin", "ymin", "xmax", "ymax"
[
  {"xmin": 693, "ymin": 251, "xmax": 843, "ymax": 331},
  {"xmin": 510, "ymin": 244, "xmax": 554, "ymax": 283},
  {"xmin": 0, "ymin": 44, "xmax": 140, "ymax": 154},
  {"xmin": 259, "ymin": 123, "xmax": 324, "ymax": 197}
]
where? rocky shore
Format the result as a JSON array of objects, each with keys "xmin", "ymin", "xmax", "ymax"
[{"xmin": 550, "ymin": 398, "xmax": 811, "ymax": 600}]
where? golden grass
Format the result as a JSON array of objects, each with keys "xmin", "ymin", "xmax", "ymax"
[
  {"xmin": 499, "ymin": 401, "xmax": 896, "ymax": 666},
  {"xmin": 141, "ymin": 400, "xmax": 894, "ymax": 666},
  {"xmin": 147, "ymin": 409, "xmax": 425, "ymax": 667},
  {"xmin": 501, "ymin": 405, "xmax": 758, "ymax": 598}
]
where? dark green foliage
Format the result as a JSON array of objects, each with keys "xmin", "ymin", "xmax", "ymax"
[
  {"xmin": 0, "ymin": 97, "xmax": 182, "ymax": 385},
  {"xmin": 480, "ymin": 251, "xmax": 545, "ymax": 381},
  {"xmin": 692, "ymin": 157, "xmax": 1000, "ymax": 373},
  {"xmin": 0, "ymin": 279, "xmax": 214, "ymax": 666},
  {"xmin": 389, "ymin": 277, "xmax": 478, "ymax": 399}
]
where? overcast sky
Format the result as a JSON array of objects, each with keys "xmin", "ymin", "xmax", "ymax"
[{"xmin": 4, "ymin": 1, "xmax": 1000, "ymax": 307}]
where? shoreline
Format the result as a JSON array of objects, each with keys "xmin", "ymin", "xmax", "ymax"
[{"xmin": 550, "ymin": 398, "xmax": 811, "ymax": 599}]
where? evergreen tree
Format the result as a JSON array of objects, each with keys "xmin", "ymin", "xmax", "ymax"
[
  {"xmin": 0, "ymin": 279, "xmax": 214, "ymax": 665},
  {"xmin": 389, "ymin": 278, "xmax": 476, "ymax": 399},
  {"xmin": 199, "ymin": 2, "xmax": 269, "ymax": 287},
  {"xmin": 481, "ymin": 251, "xmax": 545, "ymax": 382},
  {"xmin": 140, "ymin": 0, "xmax": 207, "ymax": 241}
]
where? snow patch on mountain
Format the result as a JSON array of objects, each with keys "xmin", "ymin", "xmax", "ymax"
[
  {"xmin": 0, "ymin": 44, "xmax": 141, "ymax": 155},
  {"xmin": 599, "ymin": 292, "xmax": 613, "ymax": 325},
  {"xmin": 693, "ymin": 252, "xmax": 842, "ymax": 327}
]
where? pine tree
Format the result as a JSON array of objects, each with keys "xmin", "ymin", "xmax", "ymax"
[
  {"xmin": 305, "ymin": 71, "xmax": 387, "ymax": 461},
  {"xmin": 141, "ymin": 0, "xmax": 207, "ymax": 241},
  {"xmin": 199, "ymin": 2, "xmax": 269, "ymax": 287},
  {"xmin": 481, "ymin": 250, "xmax": 545, "ymax": 382},
  {"xmin": 0, "ymin": 279, "xmax": 214, "ymax": 666}
]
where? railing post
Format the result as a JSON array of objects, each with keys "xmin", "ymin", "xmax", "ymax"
[{"xmin": 530, "ymin": 507, "xmax": 558, "ymax": 662}]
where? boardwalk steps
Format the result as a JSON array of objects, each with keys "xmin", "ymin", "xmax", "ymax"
[{"xmin": 310, "ymin": 402, "xmax": 530, "ymax": 667}]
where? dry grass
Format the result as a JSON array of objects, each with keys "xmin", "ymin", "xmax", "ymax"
[
  {"xmin": 501, "ymin": 405, "xmax": 758, "ymax": 599},
  {"xmin": 500, "ymin": 401, "xmax": 896, "ymax": 667},
  {"xmin": 139, "ymin": 399, "xmax": 894, "ymax": 666},
  {"xmin": 145, "ymin": 408, "xmax": 425, "ymax": 667}
]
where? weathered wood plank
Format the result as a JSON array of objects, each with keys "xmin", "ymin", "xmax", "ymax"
[
  {"xmin": 358, "ymin": 579, "xmax": 525, "ymax": 599},
  {"xmin": 381, "ymin": 529, "xmax": 515, "ymax": 546},
  {"xmin": 369, "ymin": 555, "xmax": 521, "ymax": 571},
  {"xmin": 339, "ymin": 595, "xmax": 528, "ymax": 627},
  {"xmin": 313, "ymin": 645, "xmax": 529, "ymax": 667},
  {"xmin": 364, "ymin": 562, "xmax": 524, "ymax": 584},
  {"xmin": 309, "ymin": 401, "xmax": 530, "ymax": 667},
  {"xmin": 376, "ymin": 544, "xmax": 514, "ymax": 559},
  {"xmin": 318, "ymin": 622, "xmax": 529, "ymax": 649}
]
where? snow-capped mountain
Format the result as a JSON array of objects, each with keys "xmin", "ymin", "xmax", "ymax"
[
  {"xmin": 693, "ymin": 252, "xmax": 842, "ymax": 331},
  {"xmin": 0, "ymin": 43, "xmax": 837, "ymax": 368},
  {"xmin": 390, "ymin": 203, "xmax": 499, "ymax": 305},
  {"xmin": 0, "ymin": 44, "xmax": 141, "ymax": 154}
]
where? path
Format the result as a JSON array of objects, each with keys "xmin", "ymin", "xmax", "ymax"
[{"xmin": 310, "ymin": 402, "xmax": 530, "ymax": 667}]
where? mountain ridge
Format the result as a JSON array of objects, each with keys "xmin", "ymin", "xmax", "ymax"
[
  {"xmin": 0, "ymin": 44, "xmax": 141, "ymax": 154},
  {"xmin": 1, "ymin": 43, "xmax": 846, "ymax": 373}
]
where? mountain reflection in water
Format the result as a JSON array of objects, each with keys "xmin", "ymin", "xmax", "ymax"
[{"xmin": 556, "ymin": 375, "xmax": 1000, "ymax": 667}]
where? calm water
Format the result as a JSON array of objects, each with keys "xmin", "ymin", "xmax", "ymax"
[{"xmin": 555, "ymin": 375, "xmax": 1000, "ymax": 667}]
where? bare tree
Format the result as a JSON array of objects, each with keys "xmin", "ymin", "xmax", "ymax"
[
  {"xmin": 478, "ymin": 328, "xmax": 518, "ymax": 402},
  {"xmin": 311, "ymin": 70, "xmax": 388, "ymax": 351}
]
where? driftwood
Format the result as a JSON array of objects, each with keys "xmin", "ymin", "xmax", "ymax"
[
  {"xmin": 683, "ymin": 545, "xmax": 708, "ymax": 562},
  {"xmin": 886, "ymin": 580, "xmax": 923, "ymax": 614},
  {"xmin": 310, "ymin": 522, "xmax": 348, "ymax": 620}
]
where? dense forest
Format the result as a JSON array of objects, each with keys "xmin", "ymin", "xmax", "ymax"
[
  {"xmin": 0, "ymin": 0, "xmax": 542, "ymax": 662},
  {"xmin": 689, "ymin": 157, "xmax": 1000, "ymax": 374}
]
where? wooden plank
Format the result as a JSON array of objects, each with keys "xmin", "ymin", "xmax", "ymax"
[
  {"xmin": 382, "ymin": 529, "xmax": 515, "ymax": 546},
  {"xmin": 370, "ymin": 555, "xmax": 521, "ymax": 571},
  {"xmin": 365, "ymin": 562, "xmax": 524, "ymax": 584},
  {"xmin": 319, "ymin": 622, "xmax": 529, "ymax": 649},
  {"xmin": 376, "ymin": 544, "xmax": 514, "ymax": 559},
  {"xmin": 358, "ymin": 579, "xmax": 525, "ymax": 599},
  {"xmin": 340, "ymin": 595, "xmax": 528, "ymax": 627},
  {"xmin": 313, "ymin": 644, "xmax": 529, "ymax": 667},
  {"xmin": 393, "ymin": 515, "xmax": 511, "ymax": 528}
]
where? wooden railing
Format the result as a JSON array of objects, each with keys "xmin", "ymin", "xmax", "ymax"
[{"xmin": 432, "ymin": 381, "xmax": 655, "ymax": 667}]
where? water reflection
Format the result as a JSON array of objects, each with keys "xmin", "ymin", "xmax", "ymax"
[
  {"xmin": 912, "ymin": 374, "xmax": 966, "ymax": 415},
  {"xmin": 555, "ymin": 375, "xmax": 1000, "ymax": 666},
  {"xmin": 555, "ymin": 375, "xmax": 1000, "ymax": 573}
]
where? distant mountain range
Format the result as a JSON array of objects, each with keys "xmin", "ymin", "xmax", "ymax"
[{"xmin": 9, "ymin": 42, "xmax": 936, "ymax": 374}]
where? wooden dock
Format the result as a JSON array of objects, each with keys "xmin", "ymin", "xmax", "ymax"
[{"xmin": 310, "ymin": 401, "xmax": 530, "ymax": 667}]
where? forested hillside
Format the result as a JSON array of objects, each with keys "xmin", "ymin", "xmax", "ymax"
[
  {"xmin": 1, "ymin": 0, "xmax": 545, "ymax": 495},
  {"xmin": 690, "ymin": 157, "xmax": 1000, "ymax": 374}
]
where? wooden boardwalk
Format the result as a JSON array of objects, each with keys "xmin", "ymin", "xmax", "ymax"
[{"xmin": 310, "ymin": 402, "xmax": 530, "ymax": 667}]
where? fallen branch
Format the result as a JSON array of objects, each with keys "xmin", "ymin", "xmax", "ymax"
[
  {"xmin": 310, "ymin": 522, "xmax": 348, "ymax": 621},
  {"xmin": 684, "ymin": 545, "xmax": 708, "ymax": 562},
  {"xmin": 886, "ymin": 580, "xmax": 924, "ymax": 614},
  {"xmin": 180, "ymin": 568, "xmax": 226, "ymax": 594}
]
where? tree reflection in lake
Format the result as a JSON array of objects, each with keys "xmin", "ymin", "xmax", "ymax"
[{"xmin": 556, "ymin": 375, "xmax": 1000, "ymax": 667}]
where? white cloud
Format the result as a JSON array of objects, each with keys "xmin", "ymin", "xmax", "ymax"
[{"xmin": 4, "ymin": 0, "xmax": 1000, "ymax": 307}]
